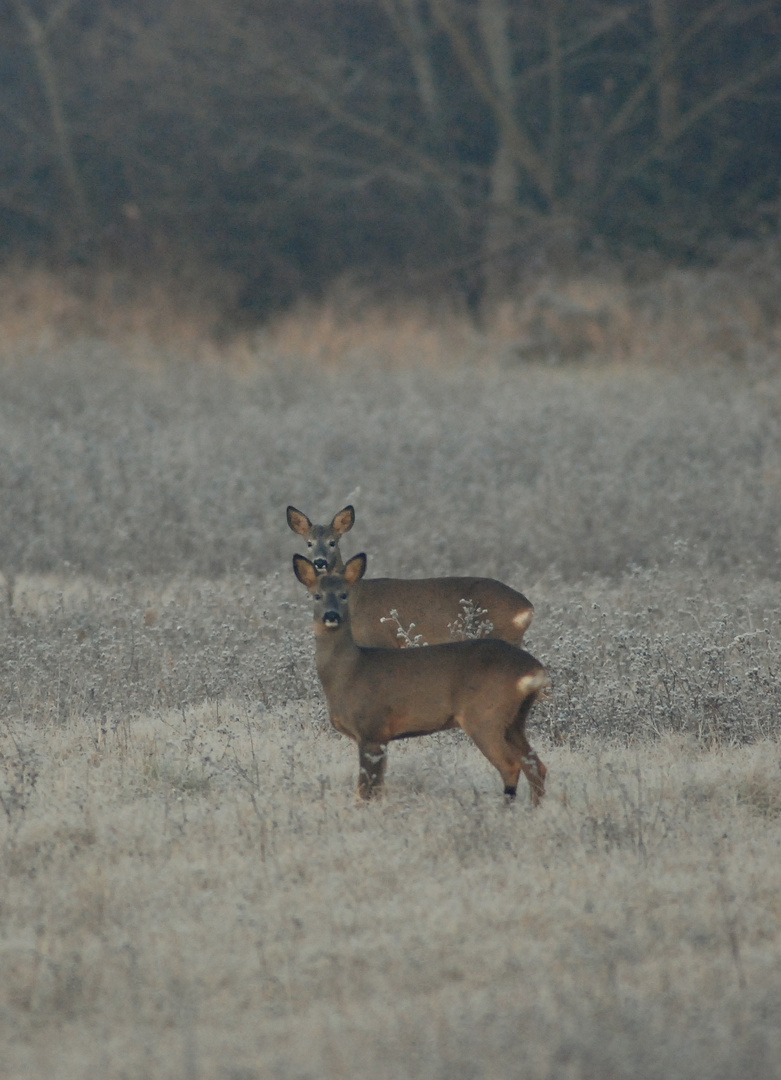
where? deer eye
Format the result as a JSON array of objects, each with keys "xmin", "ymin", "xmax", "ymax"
[
  {"xmin": 329, "ymin": 540, "xmax": 336, "ymax": 547},
  {"xmin": 340, "ymin": 592, "xmax": 348, "ymax": 600},
  {"xmin": 314, "ymin": 592, "xmax": 322, "ymax": 601},
  {"xmin": 306, "ymin": 540, "xmax": 313, "ymax": 547}
]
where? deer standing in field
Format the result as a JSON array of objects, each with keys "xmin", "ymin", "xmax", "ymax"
[
  {"xmin": 293, "ymin": 552, "xmax": 548, "ymax": 803},
  {"xmin": 286, "ymin": 505, "xmax": 534, "ymax": 648}
]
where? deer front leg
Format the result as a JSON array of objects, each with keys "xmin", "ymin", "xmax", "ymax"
[{"xmin": 357, "ymin": 740, "xmax": 388, "ymax": 800}]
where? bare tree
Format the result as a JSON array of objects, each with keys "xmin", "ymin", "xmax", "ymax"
[
  {"xmin": 0, "ymin": 0, "xmax": 779, "ymax": 309},
  {"xmin": 10, "ymin": 0, "xmax": 91, "ymax": 243}
]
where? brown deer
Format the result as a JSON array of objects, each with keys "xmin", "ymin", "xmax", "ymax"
[
  {"xmin": 293, "ymin": 552, "xmax": 549, "ymax": 803},
  {"xmin": 286, "ymin": 505, "xmax": 534, "ymax": 647}
]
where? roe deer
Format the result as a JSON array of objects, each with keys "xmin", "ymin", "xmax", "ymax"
[
  {"xmin": 286, "ymin": 505, "xmax": 534, "ymax": 647},
  {"xmin": 293, "ymin": 552, "xmax": 549, "ymax": 803}
]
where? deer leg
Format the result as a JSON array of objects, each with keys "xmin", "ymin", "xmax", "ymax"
[
  {"xmin": 357, "ymin": 740, "xmax": 388, "ymax": 800},
  {"xmin": 463, "ymin": 711, "xmax": 546, "ymax": 805},
  {"xmin": 515, "ymin": 735, "xmax": 546, "ymax": 806},
  {"xmin": 460, "ymin": 719, "xmax": 523, "ymax": 800},
  {"xmin": 506, "ymin": 698, "xmax": 547, "ymax": 806}
]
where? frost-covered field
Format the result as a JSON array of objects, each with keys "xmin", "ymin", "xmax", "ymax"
[{"xmin": 1, "ymin": 345, "xmax": 780, "ymax": 1079}]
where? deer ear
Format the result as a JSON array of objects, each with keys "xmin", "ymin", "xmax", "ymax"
[
  {"xmin": 343, "ymin": 552, "xmax": 367, "ymax": 584},
  {"xmin": 293, "ymin": 553, "xmax": 318, "ymax": 587},
  {"xmin": 287, "ymin": 506, "xmax": 312, "ymax": 535},
  {"xmin": 331, "ymin": 505, "xmax": 355, "ymax": 535}
]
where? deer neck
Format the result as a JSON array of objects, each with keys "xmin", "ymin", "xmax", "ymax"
[{"xmin": 313, "ymin": 612, "xmax": 360, "ymax": 687}]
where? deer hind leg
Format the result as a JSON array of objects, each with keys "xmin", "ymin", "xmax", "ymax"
[
  {"xmin": 459, "ymin": 715, "xmax": 524, "ymax": 800},
  {"xmin": 357, "ymin": 740, "xmax": 388, "ymax": 800},
  {"xmin": 506, "ymin": 697, "xmax": 546, "ymax": 806},
  {"xmin": 468, "ymin": 695, "xmax": 546, "ymax": 806},
  {"xmin": 517, "ymin": 739, "xmax": 546, "ymax": 806}
]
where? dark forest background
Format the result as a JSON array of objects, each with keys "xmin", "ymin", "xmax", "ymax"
[{"xmin": 2, "ymin": 0, "xmax": 780, "ymax": 320}]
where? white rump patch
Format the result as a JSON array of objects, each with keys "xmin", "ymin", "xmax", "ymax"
[
  {"xmin": 517, "ymin": 671, "xmax": 551, "ymax": 696},
  {"xmin": 513, "ymin": 609, "xmax": 533, "ymax": 628}
]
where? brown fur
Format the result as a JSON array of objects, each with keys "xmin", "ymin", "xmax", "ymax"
[
  {"xmin": 287, "ymin": 505, "xmax": 534, "ymax": 647},
  {"xmin": 293, "ymin": 553, "xmax": 548, "ymax": 803}
]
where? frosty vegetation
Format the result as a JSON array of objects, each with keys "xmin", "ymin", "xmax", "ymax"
[{"xmin": 0, "ymin": 337, "xmax": 780, "ymax": 1079}]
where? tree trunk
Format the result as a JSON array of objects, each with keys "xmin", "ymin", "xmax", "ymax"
[
  {"xmin": 13, "ymin": 0, "xmax": 91, "ymax": 246},
  {"xmin": 477, "ymin": 0, "xmax": 521, "ymax": 305}
]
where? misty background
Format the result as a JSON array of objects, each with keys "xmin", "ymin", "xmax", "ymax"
[{"xmin": 2, "ymin": 0, "xmax": 780, "ymax": 321}]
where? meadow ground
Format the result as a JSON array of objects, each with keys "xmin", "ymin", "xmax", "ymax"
[{"xmin": 1, "ymin": 283, "xmax": 780, "ymax": 1078}]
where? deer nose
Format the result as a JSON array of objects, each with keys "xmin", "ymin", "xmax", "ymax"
[
  {"xmin": 322, "ymin": 610, "xmax": 341, "ymax": 628},
  {"xmin": 313, "ymin": 557, "xmax": 329, "ymax": 572}
]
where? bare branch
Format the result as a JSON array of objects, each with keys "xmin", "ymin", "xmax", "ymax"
[
  {"xmin": 268, "ymin": 56, "xmax": 466, "ymax": 206},
  {"xmin": 601, "ymin": 0, "xmax": 732, "ymax": 145},
  {"xmin": 604, "ymin": 47, "xmax": 781, "ymax": 200},
  {"xmin": 381, "ymin": 0, "xmax": 444, "ymax": 138},
  {"xmin": 546, "ymin": 0, "xmax": 564, "ymax": 196},
  {"xmin": 11, "ymin": 0, "xmax": 91, "ymax": 233},
  {"xmin": 429, "ymin": 0, "xmax": 553, "ymax": 203},
  {"xmin": 47, "ymin": 0, "xmax": 79, "ymax": 32},
  {"xmin": 651, "ymin": 0, "xmax": 680, "ymax": 143}
]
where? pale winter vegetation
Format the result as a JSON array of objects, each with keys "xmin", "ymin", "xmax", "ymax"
[{"xmin": 1, "ymin": 282, "xmax": 781, "ymax": 1078}]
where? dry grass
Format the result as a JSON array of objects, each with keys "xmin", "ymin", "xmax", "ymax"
[
  {"xmin": 2, "ymin": 240, "xmax": 780, "ymax": 370},
  {"xmin": 0, "ymin": 262, "xmax": 242, "ymax": 360},
  {"xmin": 263, "ymin": 301, "xmax": 481, "ymax": 369},
  {"xmin": 1, "ymin": 674, "xmax": 780, "ymax": 1080},
  {"xmin": 259, "ymin": 253, "xmax": 781, "ymax": 370},
  {"xmin": 1, "ymin": 274, "xmax": 780, "ymax": 1077}
]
